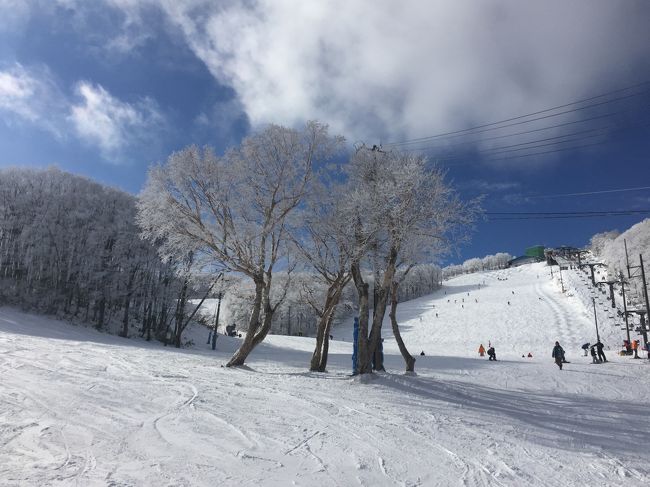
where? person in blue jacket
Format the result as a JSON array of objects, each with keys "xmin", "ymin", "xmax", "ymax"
[
  {"xmin": 352, "ymin": 317, "xmax": 359, "ymax": 375},
  {"xmin": 552, "ymin": 341, "xmax": 565, "ymax": 370}
]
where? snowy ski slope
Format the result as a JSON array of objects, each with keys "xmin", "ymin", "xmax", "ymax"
[{"xmin": 1, "ymin": 262, "xmax": 649, "ymax": 486}]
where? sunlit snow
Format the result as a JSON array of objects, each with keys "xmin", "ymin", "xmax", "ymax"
[{"xmin": 1, "ymin": 262, "xmax": 649, "ymax": 486}]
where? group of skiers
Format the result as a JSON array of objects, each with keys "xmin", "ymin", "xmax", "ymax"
[
  {"xmin": 478, "ymin": 343, "xmax": 497, "ymax": 361},
  {"xmin": 477, "ymin": 340, "xmax": 615, "ymax": 370},
  {"xmin": 580, "ymin": 341, "xmax": 608, "ymax": 363}
]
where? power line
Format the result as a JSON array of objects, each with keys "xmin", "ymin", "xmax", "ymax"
[
  {"xmin": 403, "ymin": 117, "xmax": 616, "ymax": 152},
  {"xmin": 438, "ymin": 140, "xmax": 607, "ymax": 166},
  {"xmin": 385, "ymin": 80, "xmax": 650, "ymax": 147},
  {"xmin": 424, "ymin": 127, "xmax": 609, "ymax": 161},
  {"xmin": 525, "ymin": 186, "xmax": 650, "ymax": 199},
  {"xmin": 486, "ymin": 209, "xmax": 650, "ymax": 220},
  {"xmin": 487, "ymin": 210, "xmax": 650, "ymax": 215},
  {"xmin": 399, "ymin": 117, "xmax": 650, "ymax": 165}
]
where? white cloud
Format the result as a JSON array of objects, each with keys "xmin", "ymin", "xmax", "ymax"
[
  {"xmin": 0, "ymin": 63, "xmax": 67, "ymax": 136},
  {"xmin": 129, "ymin": 0, "xmax": 650, "ymax": 146},
  {"xmin": 69, "ymin": 82, "xmax": 164, "ymax": 157},
  {"xmin": 0, "ymin": 63, "xmax": 165, "ymax": 161}
]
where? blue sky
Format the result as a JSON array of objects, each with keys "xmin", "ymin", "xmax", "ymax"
[{"xmin": 1, "ymin": 1, "xmax": 649, "ymax": 264}]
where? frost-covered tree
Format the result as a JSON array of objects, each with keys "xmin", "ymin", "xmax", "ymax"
[
  {"xmin": 0, "ymin": 167, "xmax": 181, "ymax": 338},
  {"xmin": 137, "ymin": 122, "xmax": 343, "ymax": 366},
  {"xmin": 290, "ymin": 173, "xmax": 357, "ymax": 371},
  {"xmin": 347, "ymin": 147, "xmax": 480, "ymax": 374}
]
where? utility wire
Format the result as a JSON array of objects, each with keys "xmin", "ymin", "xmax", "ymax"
[
  {"xmin": 438, "ymin": 140, "xmax": 607, "ymax": 166},
  {"xmin": 403, "ymin": 118, "xmax": 615, "ymax": 152},
  {"xmin": 487, "ymin": 210, "xmax": 650, "ymax": 215},
  {"xmin": 525, "ymin": 186, "xmax": 650, "ymax": 199},
  {"xmin": 486, "ymin": 209, "xmax": 650, "ymax": 220},
  {"xmin": 385, "ymin": 81, "xmax": 650, "ymax": 146}
]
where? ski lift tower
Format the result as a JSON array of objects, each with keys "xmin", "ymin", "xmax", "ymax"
[
  {"xmin": 568, "ymin": 249, "xmax": 590, "ymax": 268},
  {"xmin": 596, "ymin": 280, "xmax": 619, "ymax": 309},
  {"xmin": 579, "ymin": 262, "xmax": 607, "ymax": 287}
]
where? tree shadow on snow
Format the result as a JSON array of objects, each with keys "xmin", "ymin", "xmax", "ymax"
[{"xmin": 375, "ymin": 372, "xmax": 649, "ymax": 456}]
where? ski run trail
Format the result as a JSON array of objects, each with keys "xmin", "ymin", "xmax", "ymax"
[{"xmin": 1, "ymin": 262, "xmax": 649, "ymax": 487}]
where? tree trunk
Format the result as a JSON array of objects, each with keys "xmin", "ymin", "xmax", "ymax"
[
  {"xmin": 390, "ymin": 280, "xmax": 415, "ymax": 372},
  {"xmin": 367, "ymin": 246, "xmax": 398, "ymax": 372},
  {"xmin": 317, "ymin": 309, "xmax": 337, "ymax": 372},
  {"xmin": 310, "ymin": 293, "xmax": 334, "ymax": 371},
  {"xmin": 173, "ymin": 278, "xmax": 189, "ymax": 348},
  {"xmin": 96, "ymin": 298, "xmax": 105, "ymax": 331},
  {"xmin": 227, "ymin": 276, "xmax": 265, "ymax": 367},
  {"xmin": 351, "ymin": 261, "xmax": 371, "ymax": 374},
  {"xmin": 120, "ymin": 295, "xmax": 131, "ymax": 338},
  {"xmin": 310, "ymin": 282, "xmax": 345, "ymax": 372}
]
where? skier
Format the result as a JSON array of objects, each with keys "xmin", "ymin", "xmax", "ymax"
[
  {"xmin": 478, "ymin": 344, "xmax": 486, "ymax": 357},
  {"xmin": 527, "ymin": 352, "xmax": 533, "ymax": 358},
  {"xmin": 552, "ymin": 341, "xmax": 565, "ymax": 370},
  {"xmin": 632, "ymin": 339, "xmax": 639, "ymax": 359},
  {"xmin": 420, "ymin": 350, "xmax": 425, "ymax": 356},
  {"xmin": 590, "ymin": 345, "xmax": 599, "ymax": 363},
  {"xmin": 487, "ymin": 346, "xmax": 497, "ymax": 361},
  {"xmin": 594, "ymin": 340, "xmax": 607, "ymax": 363},
  {"xmin": 581, "ymin": 342, "xmax": 590, "ymax": 357}
]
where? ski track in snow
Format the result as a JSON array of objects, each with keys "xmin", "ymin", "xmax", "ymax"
[{"xmin": 1, "ymin": 262, "xmax": 650, "ymax": 486}]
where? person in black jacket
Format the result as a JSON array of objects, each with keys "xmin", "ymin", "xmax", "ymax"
[
  {"xmin": 487, "ymin": 346, "xmax": 497, "ymax": 361},
  {"xmin": 594, "ymin": 340, "xmax": 607, "ymax": 363},
  {"xmin": 552, "ymin": 341, "xmax": 564, "ymax": 370}
]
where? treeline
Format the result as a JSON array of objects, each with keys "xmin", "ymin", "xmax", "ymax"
[
  {"xmin": 0, "ymin": 167, "xmax": 187, "ymax": 343},
  {"xmin": 442, "ymin": 253, "xmax": 512, "ymax": 280},
  {"xmin": 589, "ymin": 219, "xmax": 650, "ymax": 306},
  {"xmin": 224, "ymin": 263, "xmax": 443, "ymax": 336}
]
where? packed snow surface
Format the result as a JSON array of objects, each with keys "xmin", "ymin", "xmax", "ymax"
[{"xmin": 1, "ymin": 262, "xmax": 649, "ymax": 486}]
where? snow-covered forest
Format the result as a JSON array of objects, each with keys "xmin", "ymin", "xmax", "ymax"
[
  {"xmin": 588, "ymin": 218, "xmax": 650, "ymax": 310},
  {"xmin": 0, "ymin": 167, "xmax": 190, "ymax": 341},
  {"xmin": 442, "ymin": 252, "xmax": 513, "ymax": 280}
]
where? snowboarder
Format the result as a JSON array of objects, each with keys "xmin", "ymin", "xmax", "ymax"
[
  {"xmin": 595, "ymin": 340, "xmax": 607, "ymax": 363},
  {"xmin": 552, "ymin": 341, "xmax": 564, "ymax": 370},
  {"xmin": 478, "ymin": 344, "xmax": 486, "ymax": 357},
  {"xmin": 487, "ymin": 346, "xmax": 497, "ymax": 361}
]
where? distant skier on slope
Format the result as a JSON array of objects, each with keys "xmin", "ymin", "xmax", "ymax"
[
  {"xmin": 487, "ymin": 346, "xmax": 497, "ymax": 361},
  {"xmin": 478, "ymin": 344, "xmax": 486, "ymax": 357},
  {"xmin": 552, "ymin": 341, "xmax": 565, "ymax": 370},
  {"xmin": 590, "ymin": 345, "xmax": 599, "ymax": 363}
]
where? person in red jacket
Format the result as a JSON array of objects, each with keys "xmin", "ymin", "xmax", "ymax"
[{"xmin": 478, "ymin": 344, "xmax": 486, "ymax": 357}]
